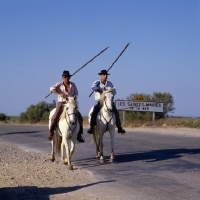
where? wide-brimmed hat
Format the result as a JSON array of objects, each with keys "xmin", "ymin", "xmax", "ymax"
[
  {"xmin": 62, "ymin": 70, "xmax": 71, "ymax": 77},
  {"xmin": 98, "ymin": 70, "xmax": 110, "ymax": 75}
]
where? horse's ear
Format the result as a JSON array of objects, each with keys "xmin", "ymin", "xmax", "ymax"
[
  {"xmin": 66, "ymin": 97, "xmax": 69, "ymax": 101},
  {"xmin": 74, "ymin": 96, "xmax": 77, "ymax": 100}
]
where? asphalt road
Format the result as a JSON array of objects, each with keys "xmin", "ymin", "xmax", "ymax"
[{"xmin": 0, "ymin": 124, "xmax": 200, "ymax": 199}]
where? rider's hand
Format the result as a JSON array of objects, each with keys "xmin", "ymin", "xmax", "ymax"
[{"xmin": 60, "ymin": 93, "xmax": 67, "ymax": 98}]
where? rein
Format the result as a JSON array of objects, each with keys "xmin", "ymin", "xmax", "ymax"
[
  {"xmin": 101, "ymin": 91, "xmax": 114, "ymax": 131},
  {"xmin": 66, "ymin": 109, "xmax": 78, "ymax": 134}
]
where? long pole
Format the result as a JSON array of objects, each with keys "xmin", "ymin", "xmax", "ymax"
[
  {"xmin": 89, "ymin": 42, "xmax": 130, "ymax": 97},
  {"xmin": 45, "ymin": 46, "xmax": 109, "ymax": 98}
]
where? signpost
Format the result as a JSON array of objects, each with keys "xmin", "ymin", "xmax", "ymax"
[{"xmin": 115, "ymin": 100, "xmax": 164, "ymax": 124}]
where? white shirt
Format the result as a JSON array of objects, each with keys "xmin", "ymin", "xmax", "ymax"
[
  {"xmin": 50, "ymin": 82, "xmax": 78, "ymax": 102},
  {"xmin": 91, "ymin": 80, "xmax": 116, "ymax": 102}
]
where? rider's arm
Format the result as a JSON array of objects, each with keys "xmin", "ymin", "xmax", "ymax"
[
  {"xmin": 95, "ymin": 89, "xmax": 102, "ymax": 94},
  {"xmin": 50, "ymin": 83, "xmax": 66, "ymax": 98},
  {"xmin": 91, "ymin": 80, "xmax": 101, "ymax": 91}
]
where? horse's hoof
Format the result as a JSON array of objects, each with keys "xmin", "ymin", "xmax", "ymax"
[
  {"xmin": 68, "ymin": 165, "xmax": 73, "ymax": 170},
  {"xmin": 100, "ymin": 159, "xmax": 105, "ymax": 164},
  {"xmin": 110, "ymin": 158, "xmax": 114, "ymax": 163},
  {"xmin": 50, "ymin": 157, "xmax": 55, "ymax": 162}
]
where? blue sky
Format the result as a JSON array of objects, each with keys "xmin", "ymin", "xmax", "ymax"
[{"xmin": 0, "ymin": 0, "xmax": 199, "ymax": 117}]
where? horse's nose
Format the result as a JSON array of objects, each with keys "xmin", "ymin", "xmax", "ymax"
[
  {"xmin": 70, "ymin": 121, "xmax": 76, "ymax": 125},
  {"xmin": 107, "ymin": 108, "xmax": 112, "ymax": 112}
]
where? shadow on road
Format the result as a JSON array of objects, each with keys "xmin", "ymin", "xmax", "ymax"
[
  {"xmin": 114, "ymin": 148, "xmax": 200, "ymax": 163},
  {"xmin": 0, "ymin": 180, "xmax": 115, "ymax": 200},
  {"xmin": 0, "ymin": 130, "xmax": 44, "ymax": 135}
]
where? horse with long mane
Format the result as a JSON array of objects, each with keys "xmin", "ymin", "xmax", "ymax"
[
  {"xmin": 49, "ymin": 96, "xmax": 79, "ymax": 169},
  {"xmin": 88, "ymin": 87, "xmax": 116, "ymax": 163}
]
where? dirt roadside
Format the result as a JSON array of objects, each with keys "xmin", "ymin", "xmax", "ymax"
[{"xmin": 0, "ymin": 140, "xmax": 98, "ymax": 200}]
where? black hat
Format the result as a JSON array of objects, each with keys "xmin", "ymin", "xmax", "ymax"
[
  {"xmin": 98, "ymin": 69, "xmax": 110, "ymax": 75},
  {"xmin": 62, "ymin": 70, "xmax": 71, "ymax": 77}
]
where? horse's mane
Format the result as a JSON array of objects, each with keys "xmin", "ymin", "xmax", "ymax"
[
  {"xmin": 99, "ymin": 87, "xmax": 113, "ymax": 107},
  {"xmin": 59, "ymin": 97, "xmax": 79, "ymax": 120}
]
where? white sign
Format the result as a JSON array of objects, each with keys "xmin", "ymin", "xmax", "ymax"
[{"xmin": 115, "ymin": 100, "xmax": 163, "ymax": 112}]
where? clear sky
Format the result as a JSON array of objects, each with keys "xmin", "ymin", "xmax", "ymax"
[{"xmin": 0, "ymin": 0, "xmax": 199, "ymax": 117}]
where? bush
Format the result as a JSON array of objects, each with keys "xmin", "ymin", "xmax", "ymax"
[
  {"xmin": 0, "ymin": 113, "xmax": 6, "ymax": 121},
  {"xmin": 19, "ymin": 101, "xmax": 56, "ymax": 124}
]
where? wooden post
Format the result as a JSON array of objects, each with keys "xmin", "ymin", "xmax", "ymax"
[
  {"xmin": 122, "ymin": 111, "xmax": 125, "ymax": 127},
  {"xmin": 152, "ymin": 112, "xmax": 155, "ymax": 121}
]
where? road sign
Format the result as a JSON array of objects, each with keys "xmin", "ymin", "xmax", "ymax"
[
  {"xmin": 135, "ymin": 96, "xmax": 144, "ymax": 102},
  {"xmin": 115, "ymin": 100, "xmax": 163, "ymax": 112}
]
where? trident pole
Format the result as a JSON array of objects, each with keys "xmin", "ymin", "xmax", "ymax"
[
  {"xmin": 89, "ymin": 42, "xmax": 130, "ymax": 97},
  {"xmin": 45, "ymin": 46, "xmax": 109, "ymax": 98}
]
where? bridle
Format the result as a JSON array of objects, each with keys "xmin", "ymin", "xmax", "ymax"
[
  {"xmin": 102, "ymin": 91, "xmax": 114, "ymax": 131},
  {"xmin": 103, "ymin": 91, "xmax": 114, "ymax": 113},
  {"xmin": 65, "ymin": 103, "xmax": 78, "ymax": 134}
]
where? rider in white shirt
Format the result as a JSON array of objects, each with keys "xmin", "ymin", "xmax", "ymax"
[
  {"xmin": 87, "ymin": 69, "xmax": 126, "ymax": 134},
  {"xmin": 48, "ymin": 70, "xmax": 85, "ymax": 143}
]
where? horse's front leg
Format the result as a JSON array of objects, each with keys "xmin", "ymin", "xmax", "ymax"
[
  {"xmin": 60, "ymin": 139, "xmax": 65, "ymax": 163},
  {"xmin": 63, "ymin": 138, "xmax": 70, "ymax": 165},
  {"xmin": 99, "ymin": 132, "xmax": 105, "ymax": 163},
  {"xmin": 109, "ymin": 128, "xmax": 115, "ymax": 162},
  {"xmin": 68, "ymin": 138, "xmax": 76, "ymax": 170},
  {"xmin": 93, "ymin": 133, "xmax": 100, "ymax": 158},
  {"xmin": 50, "ymin": 137, "xmax": 55, "ymax": 161}
]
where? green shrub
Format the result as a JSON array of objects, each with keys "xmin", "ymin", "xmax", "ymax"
[{"xmin": 0, "ymin": 113, "xmax": 7, "ymax": 121}]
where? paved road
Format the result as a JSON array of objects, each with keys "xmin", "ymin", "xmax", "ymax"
[{"xmin": 0, "ymin": 124, "xmax": 200, "ymax": 199}]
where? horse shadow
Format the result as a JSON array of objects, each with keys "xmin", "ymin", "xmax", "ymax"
[
  {"xmin": 114, "ymin": 148, "xmax": 200, "ymax": 163},
  {"xmin": 72, "ymin": 148, "xmax": 200, "ymax": 168},
  {"xmin": 0, "ymin": 180, "xmax": 115, "ymax": 200}
]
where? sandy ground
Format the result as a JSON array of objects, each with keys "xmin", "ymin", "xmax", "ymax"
[
  {"xmin": 0, "ymin": 141, "xmax": 98, "ymax": 200},
  {"xmin": 0, "ymin": 127, "xmax": 200, "ymax": 200}
]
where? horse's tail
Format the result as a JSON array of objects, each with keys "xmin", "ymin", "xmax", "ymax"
[{"xmin": 56, "ymin": 134, "xmax": 62, "ymax": 154}]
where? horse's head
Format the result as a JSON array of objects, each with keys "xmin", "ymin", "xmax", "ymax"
[
  {"xmin": 100, "ymin": 87, "xmax": 114, "ymax": 113},
  {"xmin": 63, "ymin": 96, "xmax": 78, "ymax": 125}
]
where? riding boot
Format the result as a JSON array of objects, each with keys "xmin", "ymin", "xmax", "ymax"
[
  {"xmin": 77, "ymin": 125, "xmax": 85, "ymax": 143},
  {"xmin": 113, "ymin": 103, "xmax": 126, "ymax": 134},
  {"xmin": 87, "ymin": 103, "xmax": 100, "ymax": 134},
  {"xmin": 48, "ymin": 118, "xmax": 57, "ymax": 141}
]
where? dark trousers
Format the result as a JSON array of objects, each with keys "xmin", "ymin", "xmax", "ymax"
[
  {"xmin": 90, "ymin": 102, "xmax": 122, "ymax": 128},
  {"xmin": 50, "ymin": 102, "xmax": 83, "ymax": 134}
]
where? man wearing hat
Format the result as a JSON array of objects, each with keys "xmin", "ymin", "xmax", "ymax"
[
  {"xmin": 87, "ymin": 69, "xmax": 126, "ymax": 134},
  {"xmin": 48, "ymin": 70, "xmax": 85, "ymax": 143}
]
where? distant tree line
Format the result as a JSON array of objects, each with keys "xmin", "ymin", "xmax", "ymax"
[{"xmin": 0, "ymin": 92, "xmax": 175, "ymax": 124}]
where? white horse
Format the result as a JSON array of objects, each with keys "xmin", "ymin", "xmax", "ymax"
[
  {"xmin": 49, "ymin": 97, "xmax": 79, "ymax": 169},
  {"xmin": 88, "ymin": 87, "xmax": 116, "ymax": 163}
]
